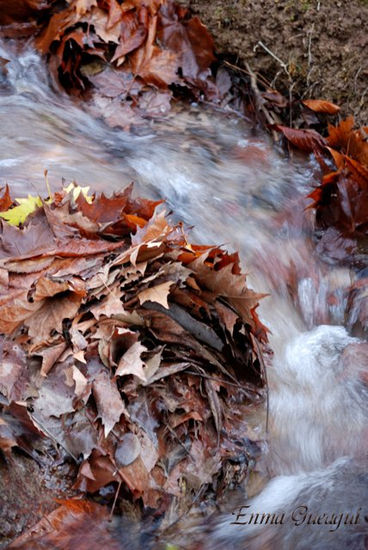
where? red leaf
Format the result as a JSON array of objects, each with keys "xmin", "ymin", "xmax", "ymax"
[
  {"xmin": 273, "ymin": 125, "xmax": 326, "ymax": 152},
  {"xmin": 0, "ymin": 185, "xmax": 12, "ymax": 212}
]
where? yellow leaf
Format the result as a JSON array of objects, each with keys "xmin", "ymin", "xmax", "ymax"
[
  {"xmin": 0, "ymin": 195, "xmax": 42, "ymax": 226},
  {"xmin": 63, "ymin": 183, "xmax": 93, "ymax": 203}
]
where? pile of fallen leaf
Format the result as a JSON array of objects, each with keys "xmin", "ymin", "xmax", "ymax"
[
  {"xmin": 0, "ymin": 182, "xmax": 267, "ymax": 544},
  {"xmin": 31, "ymin": 0, "xmax": 218, "ymax": 126}
]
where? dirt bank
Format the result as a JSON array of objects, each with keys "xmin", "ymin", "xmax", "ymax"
[{"xmin": 186, "ymin": 0, "xmax": 368, "ymax": 125}]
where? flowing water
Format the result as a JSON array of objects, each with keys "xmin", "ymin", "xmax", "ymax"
[{"xmin": 1, "ymin": 38, "xmax": 367, "ymax": 549}]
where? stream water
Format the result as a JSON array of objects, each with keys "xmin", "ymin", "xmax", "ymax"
[{"xmin": 1, "ymin": 38, "xmax": 367, "ymax": 549}]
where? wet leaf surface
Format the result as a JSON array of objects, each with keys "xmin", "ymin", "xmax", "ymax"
[{"xmin": 0, "ymin": 184, "xmax": 266, "ymax": 545}]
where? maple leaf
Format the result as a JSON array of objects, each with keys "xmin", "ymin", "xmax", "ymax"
[
  {"xmin": 0, "ymin": 182, "xmax": 267, "ymax": 526},
  {"xmin": 63, "ymin": 182, "xmax": 93, "ymax": 202},
  {"xmin": 158, "ymin": 7, "xmax": 215, "ymax": 86},
  {"xmin": 0, "ymin": 195, "xmax": 42, "ymax": 226},
  {"xmin": 138, "ymin": 280, "xmax": 174, "ymax": 309},
  {"xmin": 25, "ymin": 292, "xmax": 82, "ymax": 344}
]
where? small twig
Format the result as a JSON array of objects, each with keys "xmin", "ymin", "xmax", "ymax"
[
  {"xmin": 354, "ymin": 66, "xmax": 362, "ymax": 95},
  {"xmin": 317, "ymin": 0, "xmax": 321, "ymax": 10},
  {"xmin": 245, "ymin": 62, "xmax": 279, "ymax": 140},
  {"xmin": 110, "ymin": 480, "xmax": 122, "ymax": 519},
  {"xmin": 165, "ymin": 423, "xmax": 193, "ymax": 459},
  {"xmin": 184, "ymin": 370, "xmax": 262, "ymax": 398},
  {"xmin": 301, "ymin": 79, "xmax": 320, "ymax": 100},
  {"xmin": 270, "ymin": 68, "xmax": 283, "ymax": 89},
  {"xmin": 307, "ymin": 24, "xmax": 314, "ymax": 68},
  {"xmin": 358, "ymin": 85, "xmax": 368, "ymax": 112},
  {"xmin": 254, "ymin": 41, "xmax": 290, "ymax": 79},
  {"xmin": 289, "ymin": 81, "xmax": 297, "ymax": 127},
  {"xmin": 29, "ymin": 413, "xmax": 79, "ymax": 462},
  {"xmin": 223, "ymin": 60, "xmax": 270, "ymax": 88}
]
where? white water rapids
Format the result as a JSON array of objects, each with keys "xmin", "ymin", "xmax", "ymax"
[{"xmin": 1, "ymin": 39, "xmax": 367, "ymax": 549}]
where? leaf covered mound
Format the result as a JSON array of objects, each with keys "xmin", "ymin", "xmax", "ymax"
[
  {"xmin": 35, "ymin": 0, "xmax": 218, "ymax": 126},
  {"xmin": 0, "ymin": 184, "xmax": 267, "ymax": 528}
]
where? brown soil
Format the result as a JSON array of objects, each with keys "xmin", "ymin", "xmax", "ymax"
[
  {"xmin": 0, "ymin": 449, "xmax": 77, "ymax": 548},
  {"xmin": 185, "ymin": 0, "xmax": 368, "ymax": 125}
]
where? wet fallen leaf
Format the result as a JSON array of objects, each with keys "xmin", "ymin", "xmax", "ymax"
[
  {"xmin": 272, "ymin": 124, "xmax": 327, "ymax": 152},
  {"xmin": 0, "ymin": 183, "xmax": 266, "ymax": 536}
]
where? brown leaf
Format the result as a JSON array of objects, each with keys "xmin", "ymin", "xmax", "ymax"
[
  {"xmin": 35, "ymin": 7, "xmax": 80, "ymax": 54},
  {"xmin": 327, "ymin": 117, "xmax": 368, "ymax": 167},
  {"xmin": 262, "ymin": 89, "xmax": 288, "ymax": 108},
  {"xmin": 37, "ymin": 341, "xmax": 68, "ymax": 376},
  {"xmin": 0, "ymin": 185, "xmax": 12, "ymax": 211},
  {"xmin": 138, "ymin": 280, "xmax": 174, "ymax": 309},
  {"xmin": 111, "ymin": 10, "xmax": 148, "ymax": 64},
  {"xmin": 0, "ymin": 214, "xmax": 54, "ymax": 259},
  {"xmin": 273, "ymin": 124, "xmax": 327, "ymax": 152},
  {"xmin": 302, "ymin": 99, "xmax": 340, "ymax": 114},
  {"xmin": 32, "ymin": 276, "xmax": 70, "ymax": 301},
  {"xmin": 43, "ymin": 201, "xmax": 100, "ymax": 238},
  {"xmin": 116, "ymin": 340, "xmax": 147, "ymax": 380},
  {"xmin": 25, "ymin": 292, "xmax": 82, "ymax": 344},
  {"xmin": 158, "ymin": 6, "xmax": 215, "ymax": 86},
  {"xmin": 76, "ymin": 188, "xmax": 130, "ymax": 224},
  {"xmin": 90, "ymin": 286, "xmax": 128, "ymax": 319},
  {"xmin": 33, "ymin": 362, "xmax": 76, "ymax": 418},
  {"xmin": 0, "ymin": 287, "xmax": 44, "ymax": 334},
  {"xmin": 92, "ymin": 370, "xmax": 127, "ymax": 436},
  {"xmin": 0, "ymin": 342, "xmax": 26, "ymax": 401},
  {"xmin": 76, "ymin": 450, "xmax": 117, "ymax": 492},
  {"xmin": 9, "ymin": 499, "xmax": 121, "ymax": 550},
  {"xmin": 129, "ymin": 14, "xmax": 179, "ymax": 88}
]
